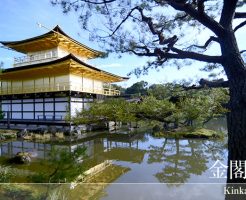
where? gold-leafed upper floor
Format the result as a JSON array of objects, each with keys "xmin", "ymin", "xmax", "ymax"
[
  {"xmin": 0, "ymin": 25, "xmax": 104, "ymax": 59},
  {"xmin": 0, "ymin": 54, "xmax": 127, "ymax": 96}
]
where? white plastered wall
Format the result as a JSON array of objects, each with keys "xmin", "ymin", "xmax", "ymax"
[
  {"xmin": 69, "ymin": 74, "xmax": 103, "ymax": 94},
  {"xmin": 0, "ymin": 75, "xmax": 70, "ymax": 94}
]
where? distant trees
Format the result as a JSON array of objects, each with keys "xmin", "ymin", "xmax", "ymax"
[
  {"xmin": 148, "ymin": 83, "xmax": 186, "ymax": 100},
  {"xmin": 111, "ymin": 84, "xmax": 126, "ymax": 95},
  {"xmin": 125, "ymin": 81, "xmax": 148, "ymax": 96},
  {"xmin": 148, "ymin": 84, "xmax": 172, "ymax": 100},
  {"xmin": 122, "ymin": 81, "xmax": 179, "ymax": 97}
]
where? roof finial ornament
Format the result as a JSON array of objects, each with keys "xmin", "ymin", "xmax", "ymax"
[
  {"xmin": 36, "ymin": 22, "xmax": 42, "ymax": 28},
  {"xmin": 36, "ymin": 22, "xmax": 56, "ymax": 33}
]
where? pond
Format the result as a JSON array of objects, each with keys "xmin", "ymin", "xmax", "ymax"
[{"xmin": 0, "ymin": 118, "xmax": 228, "ymax": 200}]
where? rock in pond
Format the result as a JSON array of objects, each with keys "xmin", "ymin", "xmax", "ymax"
[
  {"xmin": 10, "ymin": 152, "xmax": 31, "ymax": 164},
  {"xmin": 16, "ymin": 129, "xmax": 28, "ymax": 138},
  {"xmin": 0, "ymin": 135, "xmax": 6, "ymax": 140}
]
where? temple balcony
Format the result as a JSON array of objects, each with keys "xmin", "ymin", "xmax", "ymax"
[
  {"xmin": 13, "ymin": 50, "xmax": 58, "ymax": 67},
  {"xmin": 0, "ymin": 82, "xmax": 120, "ymax": 96}
]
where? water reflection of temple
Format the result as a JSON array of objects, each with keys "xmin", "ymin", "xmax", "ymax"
[
  {"xmin": 0, "ymin": 127, "xmax": 228, "ymax": 200},
  {"xmin": 0, "ymin": 133, "xmax": 147, "ymax": 199},
  {"xmin": 0, "ymin": 133, "xmax": 146, "ymax": 179}
]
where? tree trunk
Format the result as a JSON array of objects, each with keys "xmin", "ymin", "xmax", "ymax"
[
  {"xmin": 220, "ymin": 29, "xmax": 246, "ymax": 183},
  {"xmin": 227, "ymin": 78, "xmax": 246, "ymax": 183},
  {"xmin": 226, "ymin": 77, "xmax": 246, "ymax": 196}
]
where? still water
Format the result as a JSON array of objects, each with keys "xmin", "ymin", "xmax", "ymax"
[{"xmin": 0, "ymin": 118, "xmax": 228, "ymax": 200}]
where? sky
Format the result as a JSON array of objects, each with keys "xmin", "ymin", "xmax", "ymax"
[{"xmin": 0, "ymin": 0, "xmax": 245, "ymax": 87}]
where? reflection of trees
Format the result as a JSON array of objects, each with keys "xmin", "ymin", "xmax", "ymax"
[
  {"xmin": 155, "ymin": 141, "xmax": 190, "ymax": 183},
  {"xmin": 148, "ymin": 138, "xmax": 226, "ymax": 184},
  {"xmin": 204, "ymin": 117, "xmax": 227, "ymax": 133},
  {"xmin": 202, "ymin": 140, "xmax": 227, "ymax": 161}
]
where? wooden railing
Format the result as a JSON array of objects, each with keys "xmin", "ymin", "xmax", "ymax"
[
  {"xmin": 0, "ymin": 82, "xmax": 120, "ymax": 96},
  {"xmin": 104, "ymin": 88, "xmax": 120, "ymax": 96},
  {"xmin": 14, "ymin": 53, "xmax": 58, "ymax": 67}
]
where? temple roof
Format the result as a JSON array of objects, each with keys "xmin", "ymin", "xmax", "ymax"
[
  {"xmin": 0, "ymin": 54, "xmax": 129, "ymax": 82},
  {"xmin": 0, "ymin": 25, "xmax": 104, "ymax": 59}
]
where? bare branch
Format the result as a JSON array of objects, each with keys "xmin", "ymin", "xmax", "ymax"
[
  {"xmin": 72, "ymin": 0, "xmax": 116, "ymax": 5},
  {"xmin": 240, "ymin": 50, "xmax": 246, "ymax": 54},
  {"xmin": 187, "ymin": 36, "xmax": 219, "ymax": 50},
  {"xmin": 107, "ymin": 6, "xmax": 139, "ymax": 37},
  {"xmin": 127, "ymin": 49, "xmax": 155, "ymax": 57},
  {"xmin": 234, "ymin": 12, "xmax": 246, "ymax": 19},
  {"xmin": 172, "ymin": 13, "xmax": 189, "ymax": 21},
  {"xmin": 133, "ymin": 45, "xmax": 151, "ymax": 54},
  {"xmin": 169, "ymin": 47, "xmax": 223, "ymax": 63},
  {"xmin": 234, "ymin": 20, "xmax": 246, "ymax": 32}
]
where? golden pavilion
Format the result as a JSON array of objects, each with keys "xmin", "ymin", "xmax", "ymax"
[{"xmin": 0, "ymin": 25, "xmax": 127, "ymax": 129}]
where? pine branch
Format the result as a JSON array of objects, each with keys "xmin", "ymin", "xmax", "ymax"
[
  {"xmin": 183, "ymin": 78, "xmax": 229, "ymax": 90},
  {"xmin": 169, "ymin": 47, "xmax": 223, "ymax": 63},
  {"xmin": 107, "ymin": 6, "xmax": 139, "ymax": 37},
  {"xmin": 199, "ymin": 78, "xmax": 229, "ymax": 88},
  {"xmin": 136, "ymin": 7, "xmax": 168, "ymax": 45},
  {"xmin": 165, "ymin": 0, "xmax": 224, "ymax": 37},
  {"xmin": 128, "ymin": 46, "xmax": 222, "ymax": 63},
  {"xmin": 127, "ymin": 48, "xmax": 155, "ymax": 57}
]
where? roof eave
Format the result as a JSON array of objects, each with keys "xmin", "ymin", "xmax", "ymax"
[
  {"xmin": 0, "ymin": 25, "xmax": 105, "ymax": 56},
  {"xmin": 1, "ymin": 54, "xmax": 127, "ymax": 82}
]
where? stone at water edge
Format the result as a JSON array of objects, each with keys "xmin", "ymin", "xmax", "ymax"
[
  {"xmin": 16, "ymin": 129, "xmax": 28, "ymax": 138},
  {"xmin": 0, "ymin": 135, "xmax": 6, "ymax": 140},
  {"xmin": 10, "ymin": 152, "xmax": 31, "ymax": 164}
]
